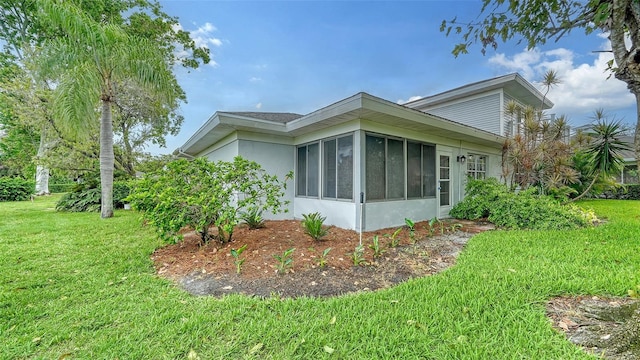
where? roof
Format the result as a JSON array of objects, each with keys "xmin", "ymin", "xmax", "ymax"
[
  {"xmin": 218, "ymin": 112, "xmax": 303, "ymax": 123},
  {"xmin": 176, "ymin": 92, "xmax": 506, "ymax": 156},
  {"xmin": 404, "ymin": 73, "xmax": 554, "ymax": 110}
]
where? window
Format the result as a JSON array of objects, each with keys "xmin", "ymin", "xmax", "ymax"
[
  {"xmin": 467, "ymin": 154, "xmax": 487, "ymax": 179},
  {"xmin": 322, "ymin": 135, "xmax": 353, "ymax": 200},
  {"xmin": 297, "ymin": 142, "xmax": 319, "ymax": 196},
  {"xmin": 366, "ymin": 134, "xmax": 435, "ymax": 201}
]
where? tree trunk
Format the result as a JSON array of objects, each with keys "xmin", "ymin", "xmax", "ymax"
[
  {"xmin": 100, "ymin": 100, "xmax": 114, "ymax": 218},
  {"xmin": 635, "ymin": 92, "xmax": 640, "ymax": 172},
  {"xmin": 34, "ymin": 124, "xmax": 50, "ymax": 195},
  {"xmin": 567, "ymin": 171, "xmax": 599, "ymax": 203}
]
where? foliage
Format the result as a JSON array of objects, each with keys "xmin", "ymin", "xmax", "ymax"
[
  {"xmin": 127, "ymin": 156, "xmax": 289, "ymax": 244},
  {"xmin": 602, "ymin": 184, "xmax": 640, "ymax": 200},
  {"xmin": 349, "ymin": 244, "xmax": 367, "ymax": 266},
  {"xmin": 55, "ymin": 180, "xmax": 130, "ymax": 212},
  {"xmin": 273, "ymin": 248, "xmax": 295, "ymax": 274},
  {"xmin": 404, "ymin": 218, "xmax": 417, "ymax": 244},
  {"xmin": 385, "ymin": 227, "xmax": 403, "ymax": 248},
  {"xmin": 0, "ymin": 177, "xmax": 34, "ymax": 201},
  {"xmin": 441, "ymin": 0, "xmax": 640, "ymax": 174},
  {"xmin": 301, "ymin": 212, "xmax": 329, "ymax": 241},
  {"xmin": 570, "ymin": 116, "xmax": 631, "ymax": 202},
  {"xmin": 368, "ymin": 235, "xmax": 386, "ymax": 259},
  {"xmin": 316, "ymin": 247, "xmax": 332, "ymax": 268},
  {"xmin": 451, "ymin": 178, "xmax": 597, "ymax": 230},
  {"xmin": 428, "ymin": 217, "xmax": 444, "ymax": 235},
  {"xmin": 230, "ymin": 244, "xmax": 248, "ymax": 274},
  {"xmin": 240, "ymin": 208, "xmax": 266, "ymax": 229}
]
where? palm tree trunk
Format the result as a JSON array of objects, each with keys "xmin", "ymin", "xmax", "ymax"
[
  {"xmin": 34, "ymin": 123, "xmax": 50, "ymax": 195},
  {"xmin": 100, "ymin": 99, "xmax": 114, "ymax": 218},
  {"xmin": 635, "ymin": 92, "xmax": 640, "ymax": 173},
  {"xmin": 567, "ymin": 172, "xmax": 600, "ymax": 203}
]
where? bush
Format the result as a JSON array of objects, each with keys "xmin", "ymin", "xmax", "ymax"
[
  {"xmin": 0, "ymin": 177, "xmax": 34, "ymax": 201},
  {"xmin": 127, "ymin": 156, "xmax": 290, "ymax": 244},
  {"xmin": 451, "ymin": 178, "xmax": 597, "ymax": 230},
  {"xmin": 55, "ymin": 180, "xmax": 131, "ymax": 212},
  {"xmin": 601, "ymin": 184, "xmax": 640, "ymax": 200},
  {"xmin": 49, "ymin": 183, "xmax": 76, "ymax": 193}
]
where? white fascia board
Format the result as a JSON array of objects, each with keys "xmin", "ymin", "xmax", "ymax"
[
  {"xmin": 286, "ymin": 93, "xmax": 363, "ymax": 132},
  {"xmin": 176, "ymin": 112, "xmax": 223, "ymax": 155}
]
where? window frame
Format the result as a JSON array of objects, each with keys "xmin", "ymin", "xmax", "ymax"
[
  {"xmin": 296, "ymin": 141, "xmax": 320, "ymax": 198},
  {"xmin": 466, "ymin": 153, "xmax": 487, "ymax": 180},
  {"xmin": 322, "ymin": 134, "xmax": 354, "ymax": 201}
]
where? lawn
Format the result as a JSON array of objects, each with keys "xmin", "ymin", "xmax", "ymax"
[{"xmin": 1, "ymin": 196, "xmax": 639, "ymax": 359}]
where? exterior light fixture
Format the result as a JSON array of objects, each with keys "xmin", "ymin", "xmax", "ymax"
[{"xmin": 457, "ymin": 155, "xmax": 466, "ymax": 163}]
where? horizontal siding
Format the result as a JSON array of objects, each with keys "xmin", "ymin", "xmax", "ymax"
[{"xmin": 425, "ymin": 93, "xmax": 501, "ymax": 135}]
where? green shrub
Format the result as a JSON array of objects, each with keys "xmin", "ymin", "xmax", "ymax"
[
  {"xmin": 301, "ymin": 212, "xmax": 329, "ymax": 240},
  {"xmin": 49, "ymin": 183, "xmax": 76, "ymax": 193},
  {"xmin": 55, "ymin": 181, "xmax": 131, "ymax": 212},
  {"xmin": 451, "ymin": 178, "xmax": 597, "ymax": 230},
  {"xmin": 602, "ymin": 184, "xmax": 640, "ymax": 200},
  {"xmin": 0, "ymin": 177, "xmax": 34, "ymax": 201},
  {"xmin": 127, "ymin": 157, "xmax": 290, "ymax": 244}
]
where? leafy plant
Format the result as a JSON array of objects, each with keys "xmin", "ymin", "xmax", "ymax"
[
  {"xmin": 450, "ymin": 178, "xmax": 597, "ymax": 230},
  {"xmin": 240, "ymin": 208, "xmax": 266, "ymax": 229},
  {"xmin": 629, "ymin": 285, "xmax": 640, "ymax": 299},
  {"xmin": 316, "ymin": 247, "xmax": 332, "ymax": 268},
  {"xmin": 0, "ymin": 177, "xmax": 33, "ymax": 202},
  {"xmin": 405, "ymin": 218, "xmax": 416, "ymax": 244},
  {"xmin": 368, "ymin": 235, "xmax": 386, "ymax": 259},
  {"xmin": 301, "ymin": 212, "xmax": 329, "ymax": 241},
  {"xmin": 448, "ymin": 223, "xmax": 463, "ymax": 233},
  {"xmin": 127, "ymin": 157, "xmax": 290, "ymax": 244},
  {"xmin": 429, "ymin": 217, "xmax": 444, "ymax": 235},
  {"xmin": 273, "ymin": 248, "xmax": 295, "ymax": 274},
  {"xmin": 385, "ymin": 227, "xmax": 403, "ymax": 248},
  {"xmin": 230, "ymin": 244, "xmax": 248, "ymax": 274},
  {"xmin": 349, "ymin": 244, "xmax": 367, "ymax": 266}
]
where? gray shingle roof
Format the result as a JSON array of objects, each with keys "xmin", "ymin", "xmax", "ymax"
[{"xmin": 220, "ymin": 112, "xmax": 304, "ymax": 123}]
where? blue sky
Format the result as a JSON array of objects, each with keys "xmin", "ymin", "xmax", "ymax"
[{"xmin": 154, "ymin": 0, "xmax": 636, "ymax": 155}]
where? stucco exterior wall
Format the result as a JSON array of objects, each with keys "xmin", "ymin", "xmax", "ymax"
[{"xmin": 238, "ymin": 139, "xmax": 295, "ymax": 220}]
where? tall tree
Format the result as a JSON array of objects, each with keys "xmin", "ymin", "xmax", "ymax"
[
  {"xmin": 441, "ymin": 0, "xmax": 640, "ymax": 171},
  {"xmin": 0, "ymin": 0, "xmax": 209, "ymax": 194},
  {"xmin": 36, "ymin": 0, "xmax": 180, "ymax": 218}
]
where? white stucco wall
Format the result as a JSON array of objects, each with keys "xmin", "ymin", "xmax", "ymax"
[
  {"xmin": 294, "ymin": 198, "xmax": 358, "ymax": 230},
  {"xmin": 238, "ymin": 139, "xmax": 295, "ymax": 220},
  {"xmin": 362, "ymin": 198, "xmax": 439, "ymax": 231}
]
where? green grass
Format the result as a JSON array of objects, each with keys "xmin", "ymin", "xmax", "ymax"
[{"xmin": 1, "ymin": 196, "xmax": 639, "ymax": 359}]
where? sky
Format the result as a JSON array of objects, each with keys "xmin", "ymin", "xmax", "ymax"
[{"xmin": 152, "ymin": 0, "xmax": 637, "ymax": 155}]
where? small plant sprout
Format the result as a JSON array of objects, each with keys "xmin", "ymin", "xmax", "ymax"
[
  {"xmin": 369, "ymin": 235, "xmax": 386, "ymax": 259},
  {"xmin": 301, "ymin": 212, "xmax": 330, "ymax": 241},
  {"xmin": 316, "ymin": 247, "xmax": 332, "ymax": 268},
  {"xmin": 405, "ymin": 218, "xmax": 416, "ymax": 244},
  {"xmin": 385, "ymin": 227, "xmax": 403, "ymax": 248},
  {"xmin": 273, "ymin": 248, "xmax": 295, "ymax": 274},
  {"xmin": 429, "ymin": 217, "xmax": 444, "ymax": 235},
  {"xmin": 350, "ymin": 244, "xmax": 367, "ymax": 266},
  {"xmin": 629, "ymin": 284, "xmax": 640, "ymax": 298},
  {"xmin": 449, "ymin": 223, "xmax": 463, "ymax": 233},
  {"xmin": 230, "ymin": 244, "xmax": 248, "ymax": 274}
]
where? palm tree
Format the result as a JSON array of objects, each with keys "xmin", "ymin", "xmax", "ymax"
[
  {"xmin": 570, "ymin": 115, "xmax": 631, "ymax": 202},
  {"xmin": 36, "ymin": 0, "xmax": 179, "ymax": 218}
]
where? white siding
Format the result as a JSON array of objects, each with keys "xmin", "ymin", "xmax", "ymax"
[
  {"xmin": 294, "ymin": 198, "xmax": 357, "ymax": 230},
  {"xmin": 420, "ymin": 93, "xmax": 502, "ymax": 135}
]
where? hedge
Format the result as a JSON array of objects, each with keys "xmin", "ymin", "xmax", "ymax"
[
  {"xmin": 601, "ymin": 184, "xmax": 640, "ymax": 200},
  {"xmin": 0, "ymin": 177, "xmax": 34, "ymax": 202}
]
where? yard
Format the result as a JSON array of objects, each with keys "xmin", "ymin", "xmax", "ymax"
[{"xmin": 1, "ymin": 196, "xmax": 639, "ymax": 359}]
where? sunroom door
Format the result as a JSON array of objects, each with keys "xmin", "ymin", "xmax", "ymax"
[{"xmin": 437, "ymin": 151, "xmax": 452, "ymax": 217}]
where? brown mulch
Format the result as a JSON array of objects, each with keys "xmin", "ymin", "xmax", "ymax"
[{"xmin": 152, "ymin": 219, "xmax": 494, "ymax": 298}]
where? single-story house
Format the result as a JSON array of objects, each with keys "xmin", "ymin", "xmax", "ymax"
[{"xmin": 175, "ymin": 73, "xmax": 553, "ymax": 231}]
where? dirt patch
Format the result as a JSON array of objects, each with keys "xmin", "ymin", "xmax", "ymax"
[
  {"xmin": 152, "ymin": 219, "xmax": 493, "ymax": 298},
  {"xmin": 546, "ymin": 296, "xmax": 640, "ymax": 359}
]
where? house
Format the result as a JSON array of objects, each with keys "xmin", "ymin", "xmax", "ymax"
[{"xmin": 175, "ymin": 73, "xmax": 552, "ymax": 231}]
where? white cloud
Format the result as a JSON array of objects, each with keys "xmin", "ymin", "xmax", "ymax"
[
  {"xmin": 173, "ymin": 22, "xmax": 223, "ymax": 68},
  {"xmin": 397, "ymin": 95, "xmax": 423, "ymax": 104},
  {"xmin": 249, "ymin": 77, "xmax": 262, "ymax": 82},
  {"xmin": 256, "ymin": 102, "xmax": 263, "ymax": 109},
  {"xmin": 488, "ymin": 45, "xmax": 634, "ymax": 120}
]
